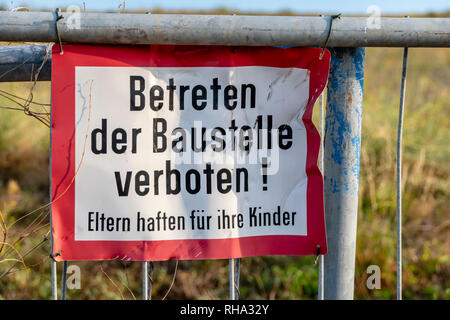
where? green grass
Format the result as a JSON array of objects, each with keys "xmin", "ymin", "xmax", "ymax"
[{"xmin": 0, "ymin": 47, "xmax": 448, "ymax": 300}]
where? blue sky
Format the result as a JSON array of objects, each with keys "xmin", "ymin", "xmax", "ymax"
[{"xmin": 1, "ymin": 0, "xmax": 448, "ymax": 14}]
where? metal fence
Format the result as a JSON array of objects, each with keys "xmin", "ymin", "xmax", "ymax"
[{"xmin": 0, "ymin": 11, "xmax": 449, "ymax": 300}]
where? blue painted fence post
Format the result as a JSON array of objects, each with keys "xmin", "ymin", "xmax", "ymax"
[{"xmin": 323, "ymin": 47, "xmax": 365, "ymax": 300}]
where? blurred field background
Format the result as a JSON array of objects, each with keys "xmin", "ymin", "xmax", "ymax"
[{"xmin": 0, "ymin": 10, "xmax": 448, "ymax": 300}]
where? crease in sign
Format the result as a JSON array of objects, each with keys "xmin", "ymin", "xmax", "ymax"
[
  {"xmin": 53, "ymin": 80, "xmax": 93, "ymax": 207},
  {"xmin": 76, "ymin": 81, "xmax": 90, "ymax": 128}
]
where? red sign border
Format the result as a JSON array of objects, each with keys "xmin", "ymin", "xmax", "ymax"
[{"xmin": 51, "ymin": 44, "xmax": 330, "ymax": 261}]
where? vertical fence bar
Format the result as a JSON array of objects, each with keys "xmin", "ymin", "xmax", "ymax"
[
  {"xmin": 318, "ymin": 92, "xmax": 325, "ymax": 300},
  {"xmin": 50, "ymin": 225, "xmax": 57, "ymax": 300},
  {"xmin": 147, "ymin": 261, "xmax": 153, "ymax": 299},
  {"xmin": 323, "ymin": 47, "xmax": 365, "ymax": 300},
  {"xmin": 61, "ymin": 261, "xmax": 68, "ymax": 300},
  {"xmin": 143, "ymin": 261, "xmax": 153, "ymax": 300},
  {"xmin": 49, "ymin": 99, "xmax": 57, "ymax": 300},
  {"xmin": 396, "ymin": 47, "xmax": 408, "ymax": 300},
  {"xmin": 229, "ymin": 258, "xmax": 240, "ymax": 300},
  {"xmin": 142, "ymin": 261, "xmax": 148, "ymax": 300}
]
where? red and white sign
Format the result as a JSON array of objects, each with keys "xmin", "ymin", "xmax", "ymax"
[{"xmin": 51, "ymin": 45, "xmax": 329, "ymax": 261}]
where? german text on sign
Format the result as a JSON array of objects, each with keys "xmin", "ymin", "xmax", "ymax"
[{"xmin": 51, "ymin": 45, "xmax": 329, "ymax": 261}]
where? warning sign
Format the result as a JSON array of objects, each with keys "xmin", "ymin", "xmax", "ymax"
[{"xmin": 51, "ymin": 45, "xmax": 329, "ymax": 261}]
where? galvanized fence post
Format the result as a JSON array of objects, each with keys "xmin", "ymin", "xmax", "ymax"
[
  {"xmin": 142, "ymin": 261, "xmax": 148, "ymax": 300},
  {"xmin": 142, "ymin": 261, "xmax": 153, "ymax": 300},
  {"xmin": 49, "ymin": 94, "xmax": 57, "ymax": 300},
  {"xmin": 323, "ymin": 47, "xmax": 365, "ymax": 300},
  {"xmin": 229, "ymin": 258, "xmax": 240, "ymax": 300},
  {"xmin": 318, "ymin": 92, "xmax": 325, "ymax": 300},
  {"xmin": 50, "ymin": 223, "xmax": 57, "ymax": 300}
]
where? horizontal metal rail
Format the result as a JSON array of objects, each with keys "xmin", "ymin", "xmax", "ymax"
[
  {"xmin": 0, "ymin": 12, "xmax": 449, "ymax": 47},
  {"xmin": 0, "ymin": 45, "xmax": 51, "ymax": 82}
]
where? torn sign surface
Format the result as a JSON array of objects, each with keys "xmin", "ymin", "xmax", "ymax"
[{"xmin": 51, "ymin": 44, "xmax": 330, "ymax": 261}]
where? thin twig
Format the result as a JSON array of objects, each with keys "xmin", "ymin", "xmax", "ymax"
[
  {"xmin": 121, "ymin": 263, "xmax": 137, "ymax": 300},
  {"xmin": 0, "ymin": 105, "xmax": 36, "ymax": 112},
  {"xmin": 162, "ymin": 260, "xmax": 179, "ymax": 300},
  {"xmin": 0, "ymin": 89, "xmax": 51, "ymax": 106},
  {"xmin": 0, "ymin": 51, "xmax": 36, "ymax": 81},
  {"xmin": 20, "ymin": 44, "xmax": 51, "ymax": 126},
  {"xmin": 0, "ymin": 234, "xmax": 49, "ymax": 279},
  {"xmin": 100, "ymin": 264, "xmax": 125, "ymax": 300},
  {"xmin": 0, "ymin": 236, "xmax": 44, "ymax": 280},
  {"xmin": 0, "ymin": 208, "xmax": 7, "ymax": 254},
  {"xmin": 0, "ymin": 241, "xmax": 27, "ymax": 271},
  {"xmin": 5, "ymin": 255, "xmax": 50, "ymax": 275},
  {"xmin": 1, "ymin": 218, "xmax": 50, "ymax": 259},
  {"xmin": 5, "ymin": 259, "xmax": 48, "ymax": 275},
  {"xmin": 0, "ymin": 222, "xmax": 49, "ymax": 269},
  {"xmin": 6, "ymin": 80, "xmax": 94, "ymax": 233},
  {"xmin": 0, "ymin": 206, "xmax": 49, "ymax": 261}
]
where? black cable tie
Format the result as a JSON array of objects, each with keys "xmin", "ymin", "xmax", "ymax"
[
  {"xmin": 313, "ymin": 245, "xmax": 321, "ymax": 266},
  {"xmin": 319, "ymin": 13, "xmax": 342, "ymax": 60},
  {"xmin": 50, "ymin": 250, "xmax": 62, "ymax": 262}
]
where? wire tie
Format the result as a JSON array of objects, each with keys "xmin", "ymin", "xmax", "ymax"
[
  {"xmin": 313, "ymin": 245, "xmax": 321, "ymax": 266},
  {"xmin": 50, "ymin": 250, "xmax": 62, "ymax": 262},
  {"xmin": 55, "ymin": 8, "xmax": 64, "ymax": 55},
  {"xmin": 319, "ymin": 13, "xmax": 341, "ymax": 60}
]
